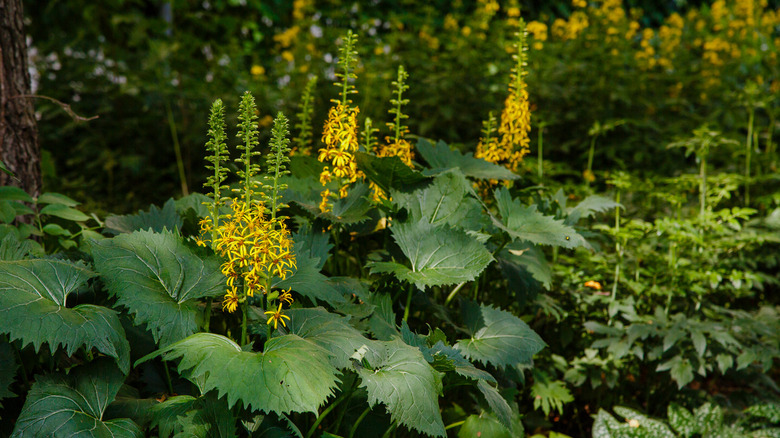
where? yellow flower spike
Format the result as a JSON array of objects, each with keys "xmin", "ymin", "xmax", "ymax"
[{"xmin": 264, "ymin": 302, "xmax": 291, "ymax": 330}]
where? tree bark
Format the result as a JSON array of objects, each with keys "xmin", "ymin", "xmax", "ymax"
[{"xmin": 0, "ymin": 0, "xmax": 41, "ymax": 197}]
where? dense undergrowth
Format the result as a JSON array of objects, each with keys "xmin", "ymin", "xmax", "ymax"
[{"xmin": 1, "ymin": 0, "xmax": 779, "ymax": 437}]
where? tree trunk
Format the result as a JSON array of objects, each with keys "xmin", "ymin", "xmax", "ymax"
[{"xmin": 0, "ymin": 0, "xmax": 41, "ymax": 197}]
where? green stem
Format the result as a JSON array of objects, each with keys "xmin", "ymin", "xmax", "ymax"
[
  {"xmin": 445, "ymin": 282, "xmax": 466, "ymax": 306},
  {"xmin": 164, "ymin": 99, "xmax": 189, "ymax": 196},
  {"xmin": 162, "ymin": 360, "xmax": 174, "ymax": 394},
  {"xmin": 699, "ymin": 153, "xmax": 707, "ymax": 220},
  {"xmin": 745, "ymin": 108, "xmax": 754, "ymax": 206},
  {"xmin": 12, "ymin": 342, "xmax": 30, "ymax": 390},
  {"xmin": 380, "ymin": 421, "xmax": 397, "ymax": 438},
  {"xmin": 348, "ymin": 407, "xmax": 372, "ymax": 438},
  {"xmin": 305, "ymin": 392, "xmax": 348, "ymax": 438},
  {"xmin": 611, "ymin": 190, "xmax": 621, "ymax": 303},
  {"xmin": 203, "ymin": 297, "xmax": 212, "ymax": 332},
  {"xmin": 586, "ymin": 135, "xmax": 597, "ymax": 184},
  {"xmin": 241, "ymin": 297, "xmax": 248, "ymax": 346},
  {"xmin": 403, "ymin": 284, "xmax": 414, "ymax": 321},
  {"xmin": 537, "ymin": 123, "xmax": 544, "ymax": 183},
  {"xmin": 445, "ymin": 421, "xmax": 465, "ymax": 430}
]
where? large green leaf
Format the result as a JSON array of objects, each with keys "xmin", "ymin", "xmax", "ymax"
[
  {"xmin": 494, "ymin": 188, "xmax": 586, "ymax": 249},
  {"xmin": 352, "ymin": 338, "xmax": 446, "ymax": 437},
  {"xmin": 565, "ymin": 194, "xmax": 621, "ymax": 225},
  {"xmin": 476, "ymin": 380, "xmax": 514, "ymax": 432},
  {"xmin": 356, "ymin": 152, "xmax": 429, "ymax": 193},
  {"xmin": 105, "ymin": 198, "xmax": 183, "ymax": 234},
  {"xmin": 368, "ymin": 221, "xmax": 492, "ymax": 290},
  {"xmin": 283, "ymin": 307, "xmax": 370, "ymax": 369},
  {"xmin": 416, "ymin": 139, "xmax": 519, "ymax": 180},
  {"xmin": 454, "ymin": 301, "xmax": 545, "ymax": 368},
  {"xmin": 138, "ymin": 333, "xmax": 339, "ymax": 414},
  {"xmin": 0, "ymin": 259, "xmax": 130, "ymax": 373},
  {"xmin": 392, "ymin": 171, "xmax": 484, "ymax": 228},
  {"xmin": 12, "ymin": 359, "xmax": 142, "ymax": 438},
  {"xmin": 92, "ymin": 229, "xmax": 223, "ymax": 347}
]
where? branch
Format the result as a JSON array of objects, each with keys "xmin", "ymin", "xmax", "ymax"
[{"xmin": 11, "ymin": 94, "xmax": 99, "ymax": 122}]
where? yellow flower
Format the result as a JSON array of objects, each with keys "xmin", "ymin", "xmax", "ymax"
[
  {"xmin": 318, "ymin": 103, "xmax": 362, "ymax": 210},
  {"xmin": 265, "ymin": 302, "xmax": 291, "ymax": 329},
  {"xmin": 379, "ymin": 138, "xmax": 414, "ymax": 167},
  {"xmin": 282, "ymin": 51, "xmax": 294, "ymax": 62},
  {"xmin": 584, "ymin": 280, "xmax": 602, "ymax": 290},
  {"xmin": 222, "ymin": 287, "xmax": 239, "ymax": 313},
  {"xmin": 251, "ymin": 65, "xmax": 265, "ymax": 76}
]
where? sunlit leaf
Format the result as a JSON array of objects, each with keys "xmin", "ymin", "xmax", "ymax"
[
  {"xmin": 368, "ymin": 220, "xmax": 492, "ymax": 290},
  {"xmin": 352, "ymin": 339, "xmax": 446, "ymax": 437},
  {"xmin": 455, "ymin": 301, "xmax": 545, "ymax": 368},
  {"xmin": 138, "ymin": 333, "xmax": 339, "ymax": 414},
  {"xmin": 494, "ymin": 188, "xmax": 586, "ymax": 248}
]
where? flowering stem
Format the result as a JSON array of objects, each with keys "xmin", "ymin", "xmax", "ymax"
[
  {"xmin": 745, "ymin": 107, "xmax": 754, "ymax": 206},
  {"xmin": 699, "ymin": 151, "xmax": 707, "ymax": 220}
]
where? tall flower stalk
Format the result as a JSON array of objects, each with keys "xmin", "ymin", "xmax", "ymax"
[
  {"xmin": 293, "ymin": 76, "xmax": 318, "ymax": 156},
  {"xmin": 379, "ymin": 65, "xmax": 414, "ymax": 167},
  {"xmin": 198, "ymin": 94, "xmax": 297, "ymax": 347},
  {"xmin": 476, "ymin": 20, "xmax": 531, "ymax": 177},
  {"xmin": 318, "ymin": 31, "xmax": 362, "ymax": 212}
]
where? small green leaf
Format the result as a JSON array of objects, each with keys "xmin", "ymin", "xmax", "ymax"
[
  {"xmin": 368, "ymin": 220, "xmax": 492, "ymax": 290},
  {"xmin": 92, "ymin": 229, "xmax": 224, "ymax": 346},
  {"xmin": 715, "ymin": 353, "xmax": 733, "ymax": 374},
  {"xmin": 477, "ymin": 380, "xmax": 514, "ymax": 432},
  {"xmin": 565, "ymin": 194, "xmax": 621, "ymax": 225},
  {"xmin": 457, "ymin": 413, "xmax": 515, "ymax": 438},
  {"xmin": 42, "ymin": 223, "xmax": 72, "ymax": 236},
  {"xmin": 356, "ymin": 152, "xmax": 429, "ymax": 193},
  {"xmin": 531, "ymin": 374, "xmax": 573, "ymax": 416},
  {"xmin": 105, "ymin": 198, "xmax": 183, "ymax": 233},
  {"xmin": 138, "ymin": 333, "xmax": 338, "ymax": 415},
  {"xmin": 323, "ymin": 183, "xmax": 373, "ymax": 224},
  {"xmin": 416, "ymin": 138, "xmax": 519, "ymax": 180},
  {"xmin": 494, "ymin": 188, "xmax": 586, "ymax": 248},
  {"xmin": 0, "ymin": 186, "xmax": 32, "ymax": 203},
  {"xmin": 0, "ymin": 201, "xmax": 16, "ymax": 223},
  {"xmin": 667, "ymin": 403, "xmax": 696, "ymax": 438},
  {"xmin": 454, "ymin": 301, "xmax": 546, "ymax": 368},
  {"xmin": 39, "ymin": 203, "xmax": 91, "ymax": 222},
  {"xmin": 11, "ymin": 359, "xmax": 142, "ymax": 438},
  {"xmin": 691, "ymin": 330, "xmax": 707, "ymax": 357},
  {"xmin": 37, "ymin": 192, "xmax": 80, "ymax": 206},
  {"xmin": 352, "ymin": 338, "xmax": 446, "ymax": 437},
  {"xmin": 612, "ymin": 406, "xmax": 676, "ymax": 437},
  {"xmin": 0, "ymin": 259, "xmax": 130, "ymax": 373}
]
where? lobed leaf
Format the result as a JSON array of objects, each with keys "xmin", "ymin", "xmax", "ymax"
[
  {"xmin": 0, "ymin": 259, "xmax": 130, "ymax": 373},
  {"xmin": 356, "ymin": 152, "xmax": 429, "ymax": 193},
  {"xmin": 416, "ymin": 138, "xmax": 519, "ymax": 180},
  {"xmin": 92, "ymin": 229, "xmax": 224, "ymax": 347},
  {"xmin": 283, "ymin": 307, "xmax": 370, "ymax": 369},
  {"xmin": 352, "ymin": 338, "xmax": 446, "ymax": 437},
  {"xmin": 494, "ymin": 187, "xmax": 587, "ymax": 249},
  {"xmin": 12, "ymin": 359, "xmax": 142, "ymax": 438},
  {"xmin": 368, "ymin": 220, "xmax": 492, "ymax": 290},
  {"xmin": 104, "ymin": 198, "xmax": 183, "ymax": 234},
  {"xmin": 454, "ymin": 301, "xmax": 546, "ymax": 368},
  {"xmin": 139, "ymin": 333, "xmax": 339, "ymax": 415}
]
